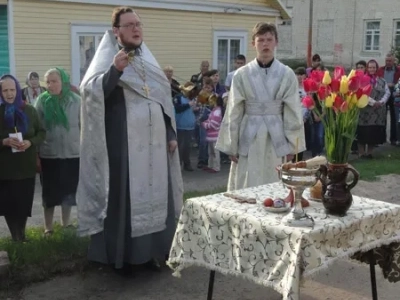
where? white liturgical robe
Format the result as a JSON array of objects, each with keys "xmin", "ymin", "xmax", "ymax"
[{"xmin": 216, "ymin": 58, "xmax": 305, "ymax": 191}]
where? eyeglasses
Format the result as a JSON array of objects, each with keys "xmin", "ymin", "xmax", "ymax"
[{"xmin": 117, "ymin": 22, "xmax": 143, "ymax": 30}]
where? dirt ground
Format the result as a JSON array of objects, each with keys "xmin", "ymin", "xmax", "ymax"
[{"xmin": 1, "ymin": 156, "xmax": 400, "ymax": 299}]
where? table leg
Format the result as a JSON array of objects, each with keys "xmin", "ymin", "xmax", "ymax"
[
  {"xmin": 207, "ymin": 270, "xmax": 216, "ymax": 300},
  {"xmin": 368, "ymin": 250, "xmax": 378, "ymax": 300}
]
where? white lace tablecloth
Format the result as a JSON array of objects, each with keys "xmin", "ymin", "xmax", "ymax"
[{"xmin": 167, "ymin": 182, "xmax": 400, "ymax": 300}]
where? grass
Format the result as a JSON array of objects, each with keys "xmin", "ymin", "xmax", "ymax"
[
  {"xmin": 0, "ymin": 224, "xmax": 90, "ymax": 291},
  {"xmin": 350, "ymin": 146, "xmax": 400, "ymax": 181},
  {"xmin": 0, "ymin": 187, "xmax": 226, "ymax": 292}
]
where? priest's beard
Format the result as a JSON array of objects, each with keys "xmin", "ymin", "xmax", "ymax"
[{"xmin": 118, "ymin": 35, "xmax": 142, "ymax": 51}]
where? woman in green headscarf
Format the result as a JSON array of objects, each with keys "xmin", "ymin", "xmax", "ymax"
[{"xmin": 35, "ymin": 67, "xmax": 81, "ymax": 236}]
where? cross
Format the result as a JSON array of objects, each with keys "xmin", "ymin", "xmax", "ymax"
[{"xmin": 142, "ymin": 84, "xmax": 150, "ymax": 97}]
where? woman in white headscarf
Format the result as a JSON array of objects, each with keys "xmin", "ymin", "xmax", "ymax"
[{"xmin": 22, "ymin": 72, "xmax": 46, "ymax": 106}]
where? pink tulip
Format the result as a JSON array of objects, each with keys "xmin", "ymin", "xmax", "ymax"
[
  {"xmin": 333, "ymin": 66, "xmax": 346, "ymax": 80},
  {"xmin": 302, "ymin": 95, "xmax": 315, "ymax": 109}
]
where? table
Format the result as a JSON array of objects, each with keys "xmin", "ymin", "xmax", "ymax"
[{"xmin": 167, "ymin": 182, "xmax": 400, "ymax": 300}]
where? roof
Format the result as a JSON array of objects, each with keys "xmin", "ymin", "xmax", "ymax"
[{"xmin": 267, "ymin": 0, "xmax": 291, "ymax": 20}]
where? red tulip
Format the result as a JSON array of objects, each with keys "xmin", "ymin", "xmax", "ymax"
[
  {"xmin": 356, "ymin": 88, "xmax": 364, "ymax": 99},
  {"xmin": 348, "ymin": 76, "xmax": 360, "ymax": 92},
  {"xmin": 310, "ymin": 70, "xmax": 325, "ymax": 83},
  {"xmin": 333, "ymin": 95, "xmax": 344, "ymax": 110},
  {"xmin": 303, "ymin": 78, "xmax": 319, "ymax": 93},
  {"xmin": 362, "ymin": 84, "xmax": 372, "ymax": 96},
  {"xmin": 355, "ymin": 70, "xmax": 365, "ymax": 78},
  {"xmin": 330, "ymin": 79, "xmax": 341, "ymax": 92},
  {"xmin": 359, "ymin": 75, "xmax": 371, "ymax": 88},
  {"xmin": 302, "ymin": 95, "xmax": 315, "ymax": 109},
  {"xmin": 340, "ymin": 101, "xmax": 349, "ymax": 112},
  {"xmin": 333, "ymin": 66, "xmax": 346, "ymax": 80},
  {"xmin": 317, "ymin": 85, "xmax": 330, "ymax": 100}
]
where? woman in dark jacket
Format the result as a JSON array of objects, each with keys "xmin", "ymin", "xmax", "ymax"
[{"xmin": 0, "ymin": 75, "xmax": 45, "ymax": 241}]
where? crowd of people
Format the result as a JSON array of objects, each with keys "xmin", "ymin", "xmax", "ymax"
[{"xmin": 0, "ymin": 4, "xmax": 399, "ymax": 279}]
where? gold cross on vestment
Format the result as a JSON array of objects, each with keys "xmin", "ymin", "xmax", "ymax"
[{"xmin": 142, "ymin": 84, "xmax": 150, "ymax": 97}]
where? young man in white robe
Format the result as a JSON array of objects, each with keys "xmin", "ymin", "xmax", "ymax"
[
  {"xmin": 216, "ymin": 22, "xmax": 305, "ymax": 191},
  {"xmin": 77, "ymin": 7, "xmax": 183, "ymax": 275}
]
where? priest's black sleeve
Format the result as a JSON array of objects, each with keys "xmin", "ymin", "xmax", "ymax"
[{"xmin": 102, "ymin": 65, "xmax": 123, "ymax": 99}]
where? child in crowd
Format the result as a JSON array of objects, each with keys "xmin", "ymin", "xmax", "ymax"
[{"xmin": 201, "ymin": 93, "xmax": 224, "ymax": 173}]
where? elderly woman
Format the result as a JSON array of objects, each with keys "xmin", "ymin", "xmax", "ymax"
[
  {"xmin": 0, "ymin": 75, "xmax": 45, "ymax": 241},
  {"xmin": 35, "ymin": 68, "xmax": 81, "ymax": 235},
  {"xmin": 357, "ymin": 59, "xmax": 391, "ymax": 158},
  {"xmin": 22, "ymin": 72, "xmax": 46, "ymax": 106}
]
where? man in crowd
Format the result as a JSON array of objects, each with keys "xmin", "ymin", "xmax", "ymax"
[
  {"xmin": 190, "ymin": 60, "xmax": 209, "ymax": 87},
  {"xmin": 377, "ymin": 52, "xmax": 400, "ymax": 145},
  {"xmin": 225, "ymin": 54, "xmax": 246, "ymax": 91}
]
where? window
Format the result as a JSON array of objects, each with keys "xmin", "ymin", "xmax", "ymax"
[
  {"xmin": 394, "ymin": 20, "xmax": 400, "ymax": 48},
  {"xmin": 363, "ymin": 21, "xmax": 380, "ymax": 51},
  {"xmin": 277, "ymin": 23, "xmax": 292, "ymax": 53},
  {"xmin": 213, "ymin": 31, "xmax": 247, "ymax": 85},
  {"xmin": 70, "ymin": 24, "xmax": 111, "ymax": 86},
  {"xmin": 316, "ymin": 20, "xmax": 334, "ymax": 53}
]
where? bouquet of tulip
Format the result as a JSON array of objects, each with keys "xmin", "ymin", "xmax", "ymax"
[{"xmin": 302, "ymin": 67, "xmax": 372, "ymax": 164}]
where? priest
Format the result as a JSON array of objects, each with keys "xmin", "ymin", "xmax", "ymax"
[
  {"xmin": 77, "ymin": 6, "xmax": 183, "ymax": 274},
  {"xmin": 216, "ymin": 22, "xmax": 305, "ymax": 191}
]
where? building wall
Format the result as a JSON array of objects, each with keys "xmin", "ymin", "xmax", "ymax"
[
  {"xmin": 12, "ymin": 0, "xmax": 276, "ymax": 85},
  {"xmin": 277, "ymin": 0, "xmax": 400, "ymax": 67}
]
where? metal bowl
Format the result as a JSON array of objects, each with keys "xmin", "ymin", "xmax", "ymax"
[{"xmin": 276, "ymin": 166, "xmax": 319, "ymax": 188}]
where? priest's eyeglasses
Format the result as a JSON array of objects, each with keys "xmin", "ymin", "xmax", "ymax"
[{"xmin": 117, "ymin": 22, "xmax": 144, "ymax": 30}]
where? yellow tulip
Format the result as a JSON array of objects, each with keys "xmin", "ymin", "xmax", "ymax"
[
  {"xmin": 357, "ymin": 94, "xmax": 368, "ymax": 108},
  {"xmin": 347, "ymin": 69, "xmax": 356, "ymax": 80},
  {"xmin": 325, "ymin": 94, "xmax": 334, "ymax": 107},
  {"xmin": 340, "ymin": 77, "xmax": 349, "ymax": 94},
  {"xmin": 322, "ymin": 71, "xmax": 331, "ymax": 85},
  {"xmin": 347, "ymin": 94, "xmax": 356, "ymax": 108}
]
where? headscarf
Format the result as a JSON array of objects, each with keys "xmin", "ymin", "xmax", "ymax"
[
  {"xmin": 26, "ymin": 71, "xmax": 41, "ymax": 100},
  {"xmin": 367, "ymin": 59, "xmax": 379, "ymax": 86},
  {"xmin": 0, "ymin": 75, "xmax": 28, "ymax": 134},
  {"xmin": 41, "ymin": 67, "xmax": 75, "ymax": 130}
]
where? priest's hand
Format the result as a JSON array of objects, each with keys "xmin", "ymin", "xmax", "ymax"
[
  {"xmin": 168, "ymin": 140, "xmax": 178, "ymax": 153},
  {"xmin": 229, "ymin": 155, "xmax": 238, "ymax": 163},
  {"xmin": 113, "ymin": 50, "xmax": 129, "ymax": 72},
  {"xmin": 286, "ymin": 154, "xmax": 294, "ymax": 161}
]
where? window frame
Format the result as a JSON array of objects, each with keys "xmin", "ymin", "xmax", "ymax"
[
  {"xmin": 70, "ymin": 24, "xmax": 111, "ymax": 86},
  {"xmin": 393, "ymin": 20, "xmax": 400, "ymax": 48},
  {"xmin": 363, "ymin": 20, "xmax": 381, "ymax": 52},
  {"xmin": 212, "ymin": 30, "xmax": 248, "ymax": 82}
]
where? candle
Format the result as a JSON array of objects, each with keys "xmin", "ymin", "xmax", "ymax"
[{"xmin": 14, "ymin": 127, "xmax": 17, "ymax": 133}]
